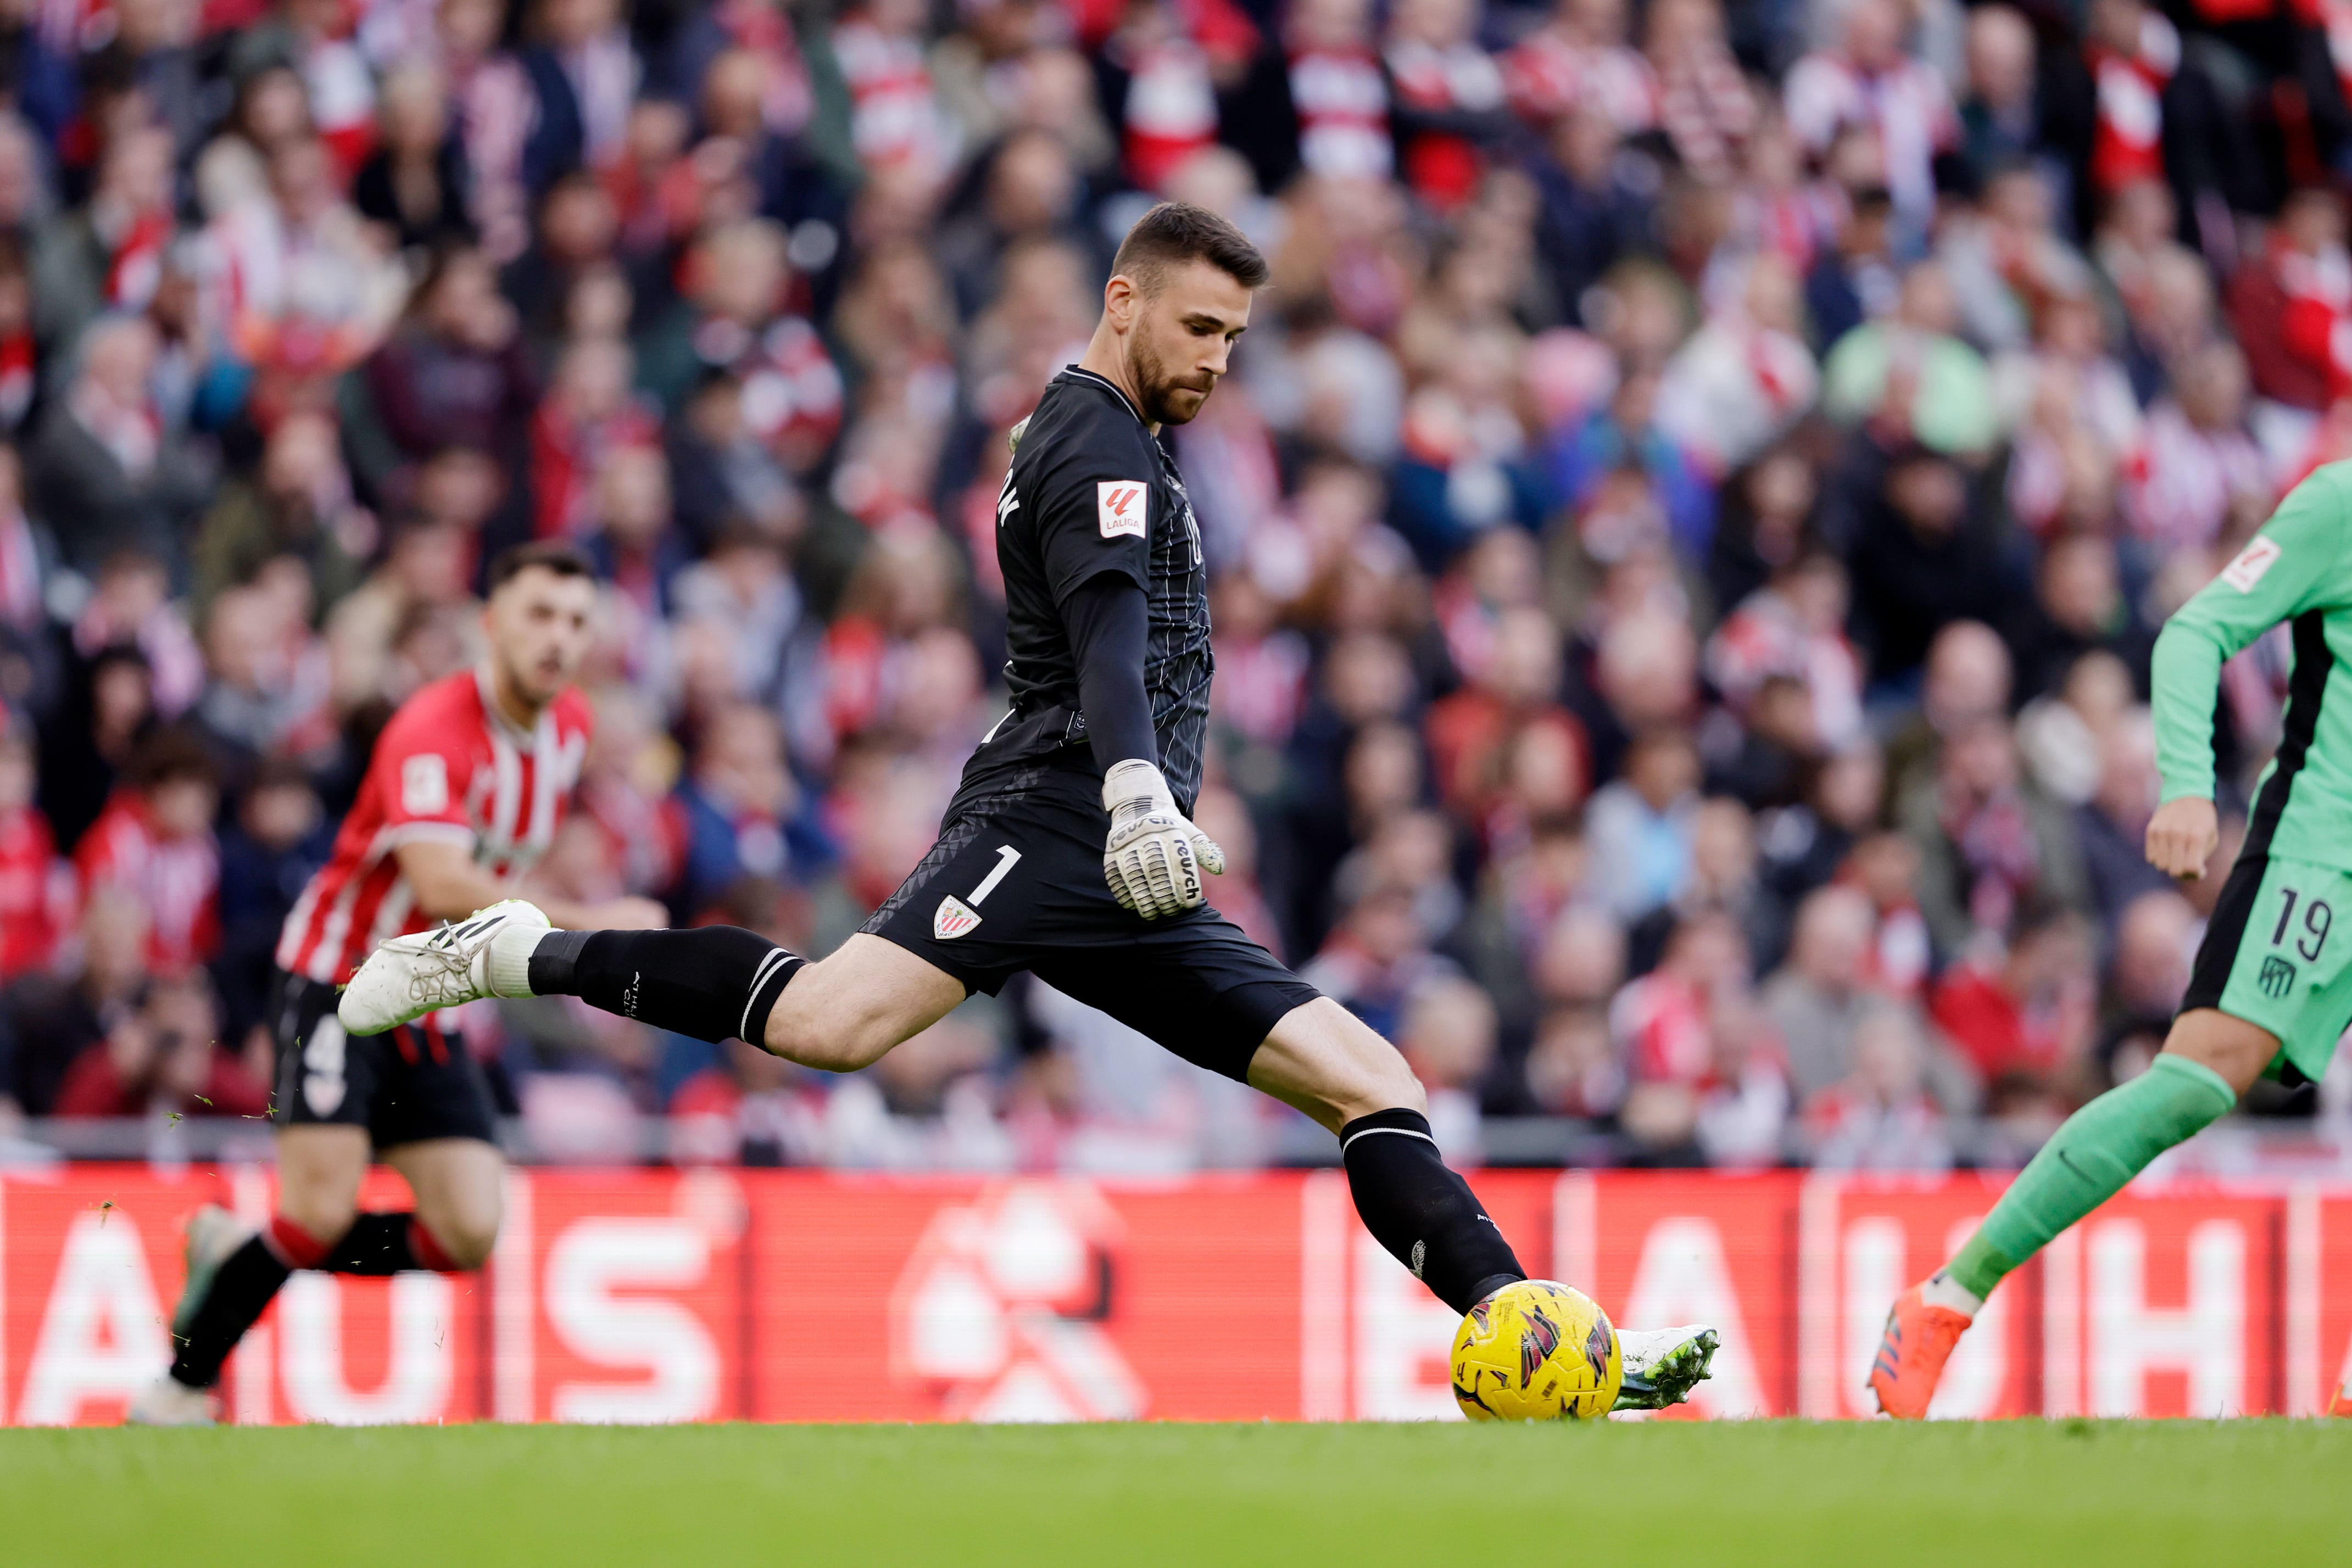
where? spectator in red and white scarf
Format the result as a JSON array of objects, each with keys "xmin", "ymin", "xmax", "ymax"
[
  {"xmin": 1929, "ymin": 900, "xmax": 2097, "ymax": 1114},
  {"xmin": 2122, "ymin": 341, "xmax": 2269, "ymax": 555},
  {"xmin": 1656, "ymin": 252, "xmax": 1818, "ymax": 478},
  {"xmin": 2092, "ymin": 179, "xmax": 2216, "ymax": 401},
  {"xmin": 833, "ymin": 0, "xmax": 957, "ymax": 186},
  {"xmin": 1384, "ymin": 0, "xmax": 1510, "ymax": 213},
  {"xmin": 2081, "ymin": 0, "xmax": 2175, "ymax": 200},
  {"xmin": 1783, "ymin": 0, "xmax": 1956, "ymax": 231},
  {"xmin": 2243, "ymin": 187, "xmax": 2352, "ymax": 409},
  {"xmin": 433, "ymin": 0, "xmax": 537, "ymax": 258},
  {"xmin": 1100, "ymin": 0, "xmax": 1224, "ymax": 194},
  {"xmin": 636, "ymin": 219, "xmax": 844, "ymax": 478},
  {"xmin": 1504, "ymin": 0, "xmax": 1655, "ymax": 136},
  {"xmin": 1941, "ymin": 163, "xmax": 2099, "ymax": 356},
  {"xmin": 27, "ymin": 318, "xmax": 210, "ymax": 585},
  {"xmin": 531, "ymin": 336, "xmax": 659, "ymax": 540},
  {"xmin": 1901, "ymin": 713, "xmax": 2086, "ymax": 961},
  {"xmin": 29, "ymin": 125, "xmax": 177, "ymax": 359},
  {"xmin": 244, "ymin": 0, "xmax": 382, "ymax": 182},
  {"xmin": 1802, "ymin": 1003, "xmax": 1953, "ymax": 1171},
  {"xmin": 209, "ymin": 136, "xmax": 410, "ymax": 425},
  {"xmin": 0, "ymin": 725, "xmax": 68, "ymax": 981},
  {"xmin": 74, "ymin": 729, "xmax": 221, "ymax": 974},
  {"xmin": 1731, "ymin": 108, "xmax": 1833, "ymax": 277},
  {"xmin": 1287, "ymin": 0, "xmax": 1392, "ymax": 183},
  {"xmin": 1708, "ymin": 553, "xmax": 1865, "ymax": 753},
  {"xmin": 1612, "ymin": 909, "xmax": 1754, "ymax": 1096},
  {"xmin": 1645, "ymin": 0, "xmax": 1752, "ymax": 185}
]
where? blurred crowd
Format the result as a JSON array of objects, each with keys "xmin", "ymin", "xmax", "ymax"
[{"xmin": 4, "ymin": 0, "xmax": 2352, "ymax": 1171}]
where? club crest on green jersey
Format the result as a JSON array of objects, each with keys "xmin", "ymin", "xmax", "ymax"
[{"xmin": 2259, "ymin": 955, "xmax": 2297, "ymax": 999}]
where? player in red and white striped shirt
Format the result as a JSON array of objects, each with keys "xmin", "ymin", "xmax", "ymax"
[{"xmin": 133, "ymin": 542, "xmax": 666, "ymax": 1425}]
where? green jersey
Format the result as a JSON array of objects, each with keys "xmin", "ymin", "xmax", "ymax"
[{"xmin": 2154, "ymin": 461, "xmax": 2352, "ymax": 869}]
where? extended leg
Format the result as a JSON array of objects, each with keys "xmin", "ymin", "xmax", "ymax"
[
  {"xmin": 1249, "ymin": 998, "xmax": 1525, "ymax": 1314},
  {"xmin": 514, "ymin": 926, "xmax": 966, "ymax": 1070},
  {"xmin": 343, "ymin": 901, "xmax": 973, "ymax": 1069},
  {"xmin": 161, "ymin": 1124, "xmax": 369, "ymax": 1396},
  {"xmin": 1869, "ymin": 1009, "xmax": 2261, "ymax": 1418}
]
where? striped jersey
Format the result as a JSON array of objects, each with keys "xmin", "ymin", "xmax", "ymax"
[{"xmin": 275, "ymin": 669, "xmax": 592, "ymax": 984}]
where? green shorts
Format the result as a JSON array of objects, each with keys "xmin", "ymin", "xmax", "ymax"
[{"xmin": 2183, "ymin": 853, "xmax": 2352, "ymax": 1084}]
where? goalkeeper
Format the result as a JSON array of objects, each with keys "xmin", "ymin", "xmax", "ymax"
[
  {"xmin": 338, "ymin": 202, "xmax": 1719, "ymax": 1411},
  {"xmin": 1872, "ymin": 462, "xmax": 2352, "ymax": 1417}
]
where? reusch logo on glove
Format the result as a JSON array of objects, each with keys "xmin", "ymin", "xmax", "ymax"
[{"xmin": 1097, "ymin": 481, "xmax": 1147, "ymax": 539}]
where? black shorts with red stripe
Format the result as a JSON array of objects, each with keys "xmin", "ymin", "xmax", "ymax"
[{"xmin": 267, "ymin": 969, "xmax": 498, "ymax": 1147}]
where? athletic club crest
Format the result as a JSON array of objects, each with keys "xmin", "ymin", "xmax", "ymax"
[{"xmin": 934, "ymin": 896, "xmax": 982, "ymax": 940}]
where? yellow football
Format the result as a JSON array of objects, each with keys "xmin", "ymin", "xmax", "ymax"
[{"xmin": 1450, "ymin": 1279, "xmax": 1622, "ymax": 1421}]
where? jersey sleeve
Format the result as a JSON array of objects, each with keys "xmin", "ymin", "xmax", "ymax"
[
  {"xmin": 1027, "ymin": 433, "xmax": 1157, "ymax": 606},
  {"xmin": 366, "ymin": 705, "xmax": 478, "ymax": 847},
  {"xmin": 2153, "ymin": 465, "xmax": 2352, "ymax": 803}
]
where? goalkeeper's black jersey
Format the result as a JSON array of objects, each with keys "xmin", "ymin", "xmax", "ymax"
[{"xmin": 948, "ymin": 366, "xmax": 1213, "ymax": 820}]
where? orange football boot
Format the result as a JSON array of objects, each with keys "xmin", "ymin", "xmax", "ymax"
[
  {"xmin": 2328, "ymin": 1382, "xmax": 2352, "ymax": 1418},
  {"xmin": 1867, "ymin": 1284, "xmax": 1972, "ymax": 1419}
]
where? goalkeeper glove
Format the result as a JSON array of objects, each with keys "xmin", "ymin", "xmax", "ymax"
[{"xmin": 1101, "ymin": 758, "xmax": 1224, "ymax": 919}]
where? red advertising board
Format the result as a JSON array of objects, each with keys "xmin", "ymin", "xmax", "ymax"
[{"xmin": 2, "ymin": 1167, "xmax": 2347, "ymax": 1424}]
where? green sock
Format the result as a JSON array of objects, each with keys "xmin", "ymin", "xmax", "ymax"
[{"xmin": 1945, "ymin": 1054, "xmax": 2237, "ymax": 1302}]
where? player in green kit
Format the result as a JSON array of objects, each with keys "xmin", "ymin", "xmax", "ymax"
[{"xmin": 1869, "ymin": 461, "xmax": 2352, "ymax": 1418}]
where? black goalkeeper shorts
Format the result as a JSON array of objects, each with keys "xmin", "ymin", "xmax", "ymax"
[
  {"xmin": 268, "ymin": 970, "xmax": 499, "ymax": 1148},
  {"xmin": 862, "ymin": 769, "xmax": 1320, "ymax": 1081}
]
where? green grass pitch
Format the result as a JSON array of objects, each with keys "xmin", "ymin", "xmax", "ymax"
[{"xmin": 3, "ymin": 1420, "xmax": 2346, "ymax": 1566}]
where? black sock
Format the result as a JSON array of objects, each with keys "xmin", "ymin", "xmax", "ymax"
[
  {"xmin": 168, "ymin": 1236, "xmax": 291, "ymax": 1390},
  {"xmin": 1340, "ymin": 1108, "xmax": 1525, "ymax": 1314},
  {"xmin": 528, "ymin": 925, "xmax": 802, "ymax": 1045},
  {"xmin": 319, "ymin": 1213, "xmax": 425, "ymax": 1276}
]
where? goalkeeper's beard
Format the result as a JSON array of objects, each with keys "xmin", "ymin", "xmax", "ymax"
[{"xmin": 1129, "ymin": 335, "xmax": 1213, "ymax": 426}]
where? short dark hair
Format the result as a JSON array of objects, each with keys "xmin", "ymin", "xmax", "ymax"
[
  {"xmin": 129, "ymin": 727, "xmax": 216, "ymax": 792},
  {"xmin": 1111, "ymin": 202, "xmax": 1269, "ymax": 293},
  {"xmin": 487, "ymin": 539, "xmax": 596, "ymax": 593}
]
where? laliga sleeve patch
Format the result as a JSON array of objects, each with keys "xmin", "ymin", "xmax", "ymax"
[
  {"xmin": 401, "ymin": 753, "xmax": 451, "ymax": 816},
  {"xmin": 1096, "ymin": 480, "xmax": 1147, "ymax": 539},
  {"xmin": 2221, "ymin": 536, "xmax": 2281, "ymax": 593}
]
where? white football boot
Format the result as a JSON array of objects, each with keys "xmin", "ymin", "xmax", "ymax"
[
  {"xmin": 1612, "ymin": 1325, "xmax": 1721, "ymax": 1411},
  {"xmin": 337, "ymin": 900, "xmax": 551, "ymax": 1036},
  {"xmin": 126, "ymin": 1375, "xmax": 218, "ymax": 1426}
]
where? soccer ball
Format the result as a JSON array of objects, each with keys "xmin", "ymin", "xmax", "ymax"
[{"xmin": 1450, "ymin": 1280, "xmax": 1622, "ymax": 1421}]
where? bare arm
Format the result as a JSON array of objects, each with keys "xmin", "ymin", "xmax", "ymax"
[{"xmin": 394, "ymin": 840, "xmax": 667, "ymax": 930}]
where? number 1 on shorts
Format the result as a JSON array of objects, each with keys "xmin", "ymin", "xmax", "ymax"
[{"xmin": 969, "ymin": 845, "xmax": 1021, "ymax": 906}]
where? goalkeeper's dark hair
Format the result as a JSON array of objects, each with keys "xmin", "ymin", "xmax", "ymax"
[{"xmin": 1112, "ymin": 202, "xmax": 1269, "ymax": 294}]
